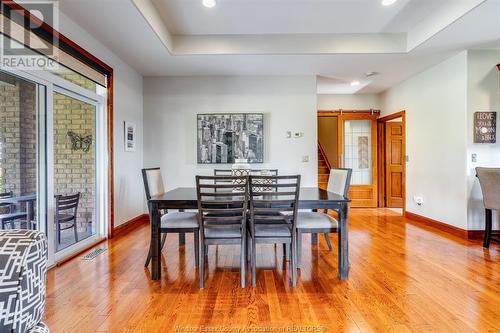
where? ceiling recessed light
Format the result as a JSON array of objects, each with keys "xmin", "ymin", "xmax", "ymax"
[
  {"xmin": 350, "ymin": 81, "xmax": 360, "ymax": 86},
  {"xmin": 202, "ymin": 0, "xmax": 216, "ymax": 8},
  {"xmin": 382, "ymin": 0, "xmax": 398, "ymax": 6}
]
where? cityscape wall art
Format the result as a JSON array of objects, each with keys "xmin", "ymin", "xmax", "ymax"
[{"xmin": 197, "ymin": 113, "xmax": 264, "ymax": 164}]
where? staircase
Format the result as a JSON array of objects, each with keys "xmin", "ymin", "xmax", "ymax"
[{"xmin": 317, "ymin": 145, "xmax": 330, "ymax": 190}]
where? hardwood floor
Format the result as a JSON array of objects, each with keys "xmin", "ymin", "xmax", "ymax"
[{"xmin": 44, "ymin": 209, "xmax": 500, "ymax": 332}]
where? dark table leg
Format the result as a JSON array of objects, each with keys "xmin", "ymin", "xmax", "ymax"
[
  {"xmin": 27, "ymin": 200, "xmax": 35, "ymax": 230},
  {"xmin": 178, "ymin": 209, "xmax": 186, "ymax": 245},
  {"xmin": 338, "ymin": 203, "xmax": 349, "ymax": 280},
  {"xmin": 311, "ymin": 209, "xmax": 318, "ymax": 245},
  {"xmin": 311, "ymin": 233, "xmax": 318, "ymax": 245},
  {"xmin": 150, "ymin": 202, "xmax": 161, "ymax": 280}
]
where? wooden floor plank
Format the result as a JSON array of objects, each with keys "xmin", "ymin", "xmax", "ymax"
[{"xmin": 44, "ymin": 209, "xmax": 500, "ymax": 332}]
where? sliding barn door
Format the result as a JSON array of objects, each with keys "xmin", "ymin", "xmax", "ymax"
[{"xmin": 339, "ymin": 113, "xmax": 378, "ymax": 207}]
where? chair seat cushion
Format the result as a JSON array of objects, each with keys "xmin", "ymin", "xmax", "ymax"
[
  {"xmin": 161, "ymin": 212, "xmax": 198, "ymax": 229},
  {"xmin": 255, "ymin": 224, "xmax": 292, "ymax": 237},
  {"xmin": 296, "ymin": 212, "xmax": 338, "ymax": 229},
  {"xmin": 204, "ymin": 226, "xmax": 242, "ymax": 238}
]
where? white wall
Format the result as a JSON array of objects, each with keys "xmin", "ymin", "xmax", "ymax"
[
  {"xmin": 466, "ymin": 50, "xmax": 500, "ymax": 230},
  {"xmin": 59, "ymin": 13, "xmax": 145, "ymax": 226},
  {"xmin": 317, "ymin": 94, "xmax": 381, "ymax": 110},
  {"xmin": 143, "ymin": 76, "xmax": 317, "ymax": 189},
  {"xmin": 380, "ymin": 52, "xmax": 469, "ymax": 229}
]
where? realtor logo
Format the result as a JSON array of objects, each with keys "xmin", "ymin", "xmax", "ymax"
[{"xmin": 0, "ymin": 0, "xmax": 59, "ymax": 70}]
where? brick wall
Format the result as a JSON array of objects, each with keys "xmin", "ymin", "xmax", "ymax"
[
  {"xmin": 0, "ymin": 80, "xmax": 36, "ymax": 196},
  {"xmin": 53, "ymin": 91, "xmax": 95, "ymax": 225}
]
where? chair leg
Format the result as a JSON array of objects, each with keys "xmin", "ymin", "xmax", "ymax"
[
  {"xmin": 200, "ymin": 238, "xmax": 205, "ymax": 289},
  {"xmin": 251, "ymin": 237, "xmax": 257, "ymax": 287},
  {"xmin": 246, "ymin": 233, "xmax": 251, "ymax": 262},
  {"xmin": 194, "ymin": 230, "xmax": 200, "ymax": 268},
  {"xmin": 282, "ymin": 243, "xmax": 290, "ymax": 261},
  {"xmin": 179, "ymin": 232, "xmax": 186, "ymax": 246},
  {"xmin": 161, "ymin": 232, "xmax": 167, "ymax": 249},
  {"xmin": 484, "ymin": 209, "xmax": 493, "ymax": 248},
  {"xmin": 297, "ymin": 230, "xmax": 302, "ymax": 268},
  {"xmin": 56, "ymin": 222, "xmax": 61, "ymax": 244},
  {"xmin": 324, "ymin": 233, "xmax": 333, "ymax": 251},
  {"xmin": 144, "ymin": 247, "xmax": 152, "ymax": 267},
  {"xmin": 73, "ymin": 221, "xmax": 78, "ymax": 243},
  {"xmin": 240, "ymin": 235, "xmax": 246, "ymax": 288},
  {"xmin": 291, "ymin": 235, "xmax": 297, "ymax": 287}
]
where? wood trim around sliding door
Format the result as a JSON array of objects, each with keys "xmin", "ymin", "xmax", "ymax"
[
  {"xmin": 4, "ymin": 0, "xmax": 116, "ymax": 238},
  {"xmin": 318, "ymin": 110, "xmax": 380, "ymax": 207}
]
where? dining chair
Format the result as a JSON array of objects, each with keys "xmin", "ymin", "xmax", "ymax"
[
  {"xmin": 295, "ymin": 168, "xmax": 352, "ymax": 266},
  {"xmin": 196, "ymin": 175, "xmax": 248, "ymax": 288},
  {"xmin": 55, "ymin": 193, "xmax": 80, "ymax": 244},
  {"xmin": 248, "ymin": 175, "xmax": 300, "ymax": 287},
  {"xmin": 475, "ymin": 167, "xmax": 500, "ymax": 248},
  {"xmin": 142, "ymin": 167, "xmax": 199, "ymax": 267}
]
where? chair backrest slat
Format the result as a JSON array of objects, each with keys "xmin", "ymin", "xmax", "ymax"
[
  {"xmin": 327, "ymin": 168, "xmax": 352, "ymax": 197},
  {"xmin": 249, "ymin": 175, "xmax": 300, "ymax": 232},
  {"xmin": 55, "ymin": 193, "xmax": 80, "ymax": 220},
  {"xmin": 196, "ymin": 176, "xmax": 248, "ymax": 236}
]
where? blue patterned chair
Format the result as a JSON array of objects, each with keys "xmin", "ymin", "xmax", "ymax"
[{"xmin": 0, "ymin": 230, "xmax": 49, "ymax": 333}]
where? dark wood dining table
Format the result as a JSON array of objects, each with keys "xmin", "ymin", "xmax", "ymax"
[{"xmin": 148, "ymin": 187, "xmax": 350, "ymax": 281}]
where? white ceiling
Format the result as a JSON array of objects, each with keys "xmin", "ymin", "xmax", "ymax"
[
  {"xmin": 153, "ymin": 0, "xmax": 421, "ymax": 35},
  {"xmin": 58, "ymin": 0, "xmax": 500, "ymax": 93}
]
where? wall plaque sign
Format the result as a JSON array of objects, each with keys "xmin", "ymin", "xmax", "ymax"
[{"xmin": 474, "ymin": 112, "xmax": 496, "ymax": 143}]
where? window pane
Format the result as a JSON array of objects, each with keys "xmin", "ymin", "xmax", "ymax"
[
  {"xmin": 343, "ymin": 120, "xmax": 372, "ymax": 185},
  {"xmin": 53, "ymin": 92, "xmax": 96, "ymax": 251},
  {"xmin": 0, "ymin": 71, "xmax": 42, "ymax": 231}
]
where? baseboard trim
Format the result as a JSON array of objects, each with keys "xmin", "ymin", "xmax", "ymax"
[
  {"xmin": 405, "ymin": 211, "xmax": 468, "ymax": 239},
  {"xmin": 114, "ymin": 213, "xmax": 149, "ymax": 236}
]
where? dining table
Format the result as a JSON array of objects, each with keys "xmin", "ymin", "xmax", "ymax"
[
  {"xmin": 0, "ymin": 194, "xmax": 37, "ymax": 229},
  {"xmin": 147, "ymin": 187, "xmax": 350, "ymax": 281}
]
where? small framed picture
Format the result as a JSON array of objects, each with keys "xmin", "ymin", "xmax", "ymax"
[{"xmin": 124, "ymin": 121, "xmax": 136, "ymax": 152}]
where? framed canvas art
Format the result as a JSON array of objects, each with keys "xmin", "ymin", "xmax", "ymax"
[{"xmin": 197, "ymin": 113, "xmax": 263, "ymax": 164}]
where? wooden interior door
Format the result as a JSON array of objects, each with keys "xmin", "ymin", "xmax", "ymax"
[
  {"xmin": 385, "ymin": 122, "xmax": 405, "ymax": 208},
  {"xmin": 339, "ymin": 113, "xmax": 378, "ymax": 208}
]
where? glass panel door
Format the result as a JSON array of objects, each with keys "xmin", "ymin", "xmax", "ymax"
[
  {"xmin": 343, "ymin": 120, "xmax": 372, "ymax": 185},
  {"xmin": 52, "ymin": 91, "xmax": 97, "ymax": 252},
  {"xmin": 0, "ymin": 71, "xmax": 46, "ymax": 233},
  {"xmin": 339, "ymin": 114, "xmax": 378, "ymax": 208}
]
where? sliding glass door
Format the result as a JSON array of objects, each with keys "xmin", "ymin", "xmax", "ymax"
[
  {"xmin": 0, "ymin": 71, "xmax": 47, "ymax": 234},
  {"xmin": 52, "ymin": 90, "xmax": 98, "ymax": 252},
  {"xmin": 1, "ymin": 67, "xmax": 107, "ymax": 265}
]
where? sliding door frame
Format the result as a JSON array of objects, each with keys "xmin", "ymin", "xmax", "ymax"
[
  {"xmin": 318, "ymin": 110, "xmax": 380, "ymax": 207},
  {"xmin": 2, "ymin": 67, "xmax": 108, "ymax": 266}
]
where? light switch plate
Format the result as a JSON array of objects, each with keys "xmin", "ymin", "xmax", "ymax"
[{"xmin": 471, "ymin": 153, "xmax": 477, "ymax": 163}]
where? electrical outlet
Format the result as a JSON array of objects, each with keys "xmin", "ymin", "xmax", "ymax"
[
  {"xmin": 286, "ymin": 131, "xmax": 292, "ymax": 138},
  {"xmin": 293, "ymin": 132, "xmax": 303, "ymax": 138},
  {"xmin": 471, "ymin": 153, "xmax": 477, "ymax": 163},
  {"xmin": 414, "ymin": 196, "xmax": 424, "ymax": 206}
]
